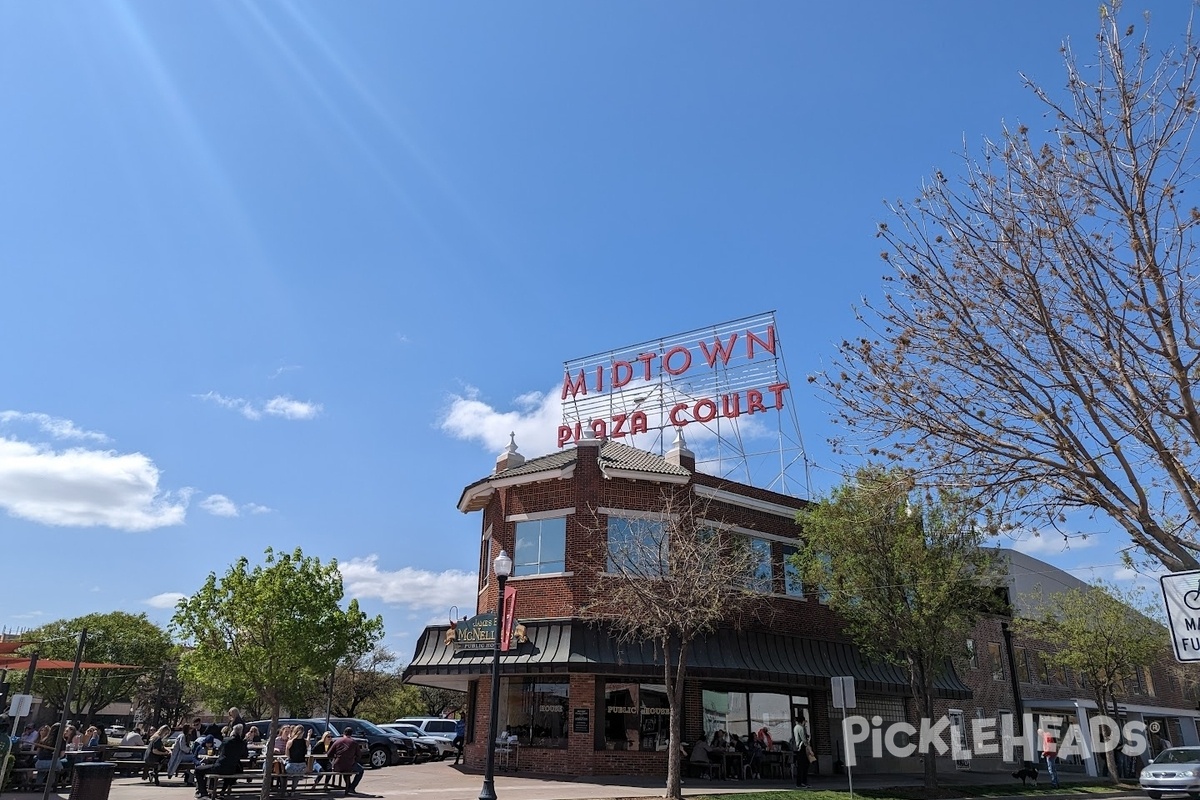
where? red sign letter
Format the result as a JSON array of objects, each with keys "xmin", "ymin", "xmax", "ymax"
[
  {"xmin": 561, "ymin": 370, "xmax": 588, "ymax": 400},
  {"xmin": 612, "ymin": 360, "xmax": 633, "ymax": 389},
  {"xmin": 663, "ymin": 346, "xmax": 693, "ymax": 376},
  {"xmin": 699, "ymin": 334, "xmax": 739, "ymax": 368}
]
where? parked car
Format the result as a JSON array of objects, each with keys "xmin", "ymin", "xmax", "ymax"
[
  {"xmin": 104, "ymin": 725, "xmax": 127, "ymax": 738},
  {"xmin": 378, "ymin": 723, "xmax": 451, "ymax": 760},
  {"xmin": 1140, "ymin": 747, "xmax": 1200, "ymax": 799},
  {"xmin": 393, "ymin": 717, "xmax": 460, "ymax": 739},
  {"xmin": 244, "ymin": 718, "xmax": 374, "ymax": 767},
  {"xmin": 325, "ymin": 718, "xmax": 408, "ymax": 769}
]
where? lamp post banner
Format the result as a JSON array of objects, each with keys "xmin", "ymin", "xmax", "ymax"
[{"xmin": 500, "ymin": 585, "xmax": 517, "ymax": 652}]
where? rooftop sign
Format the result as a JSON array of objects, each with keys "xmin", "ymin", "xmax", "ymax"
[{"xmin": 558, "ymin": 311, "xmax": 789, "ymax": 447}]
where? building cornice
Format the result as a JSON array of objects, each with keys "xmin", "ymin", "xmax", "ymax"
[{"xmin": 694, "ymin": 483, "xmax": 802, "ymax": 518}]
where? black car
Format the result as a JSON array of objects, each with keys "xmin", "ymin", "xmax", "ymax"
[
  {"xmin": 326, "ymin": 718, "xmax": 408, "ymax": 768},
  {"xmin": 244, "ymin": 718, "xmax": 375, "ymax": 767}
]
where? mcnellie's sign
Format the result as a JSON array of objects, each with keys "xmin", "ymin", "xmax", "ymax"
[{"xmin": 558, "ymin": 312, "xmax": 789, "ymax": 446}]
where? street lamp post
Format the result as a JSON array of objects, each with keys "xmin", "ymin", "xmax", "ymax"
[{"xmin": 479, "ymin": 549, "xmax": 513, "ymax": 800}]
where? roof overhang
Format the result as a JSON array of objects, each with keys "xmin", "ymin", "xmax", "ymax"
[
  {"xmin": 402, "ymin": 619, "xmax": 971, "ymax": 701},
  {"xmin": 693, "ymin": 484, "xmax": 803, "ymax": 518},
  {"xmin": 599, "ymin": 467, "xmax": 690, "ymax": 484},
  {"xmin": 458, "ymin": 465, "xmax": 578, "ymax": 513}
]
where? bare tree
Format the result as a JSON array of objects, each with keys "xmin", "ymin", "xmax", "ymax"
[
  {"xmin": 329, "ymin": 646, "xmax": 403, "ymax": 718},
  {"xmin": 819, "ymin": 2, "xmax": 1200, "ymax": 571},
  {"xmin": 580, "ymin": 487, "xmax": 766, "ymax": 800}
]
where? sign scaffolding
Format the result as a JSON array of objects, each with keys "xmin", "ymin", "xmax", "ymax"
[{"xmin": 558, "ymin": 311, "xmax": 809, "ymax": 495}]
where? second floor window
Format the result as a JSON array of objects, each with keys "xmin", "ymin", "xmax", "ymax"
[
  {"xmin": 607, "ymin": 516, "xmax": 667, "ymax": 576},
  {"xmin": 744, "ymin": 537, "xmax": 773, "ymax": 593},
  {"xmin": 514, "ymin": 517, "xmax": 567, "ymax": 576},
  {"xmin": 781, "ymin": 545, "xmax": 804, "ymax": 597}
]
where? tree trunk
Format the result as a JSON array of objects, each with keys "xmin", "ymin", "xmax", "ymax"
[
  {"xmin": 663, "ymin": 637, "xmax": 689, "ymax": 800},
  {"xmin": 259, "ymin": 702, "xmax": 281, "ymax": 800},
  {"xmin": 915, "ymin": 659, "xmax": 939, "ymax": 792},
  {"xmin": 1097, "ymin": 690, "xmax": 1120, "ymax": 784}
]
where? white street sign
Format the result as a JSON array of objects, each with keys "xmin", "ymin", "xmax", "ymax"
[
  {"xmin": 1160, "ymin": 570, "xmax": 1200, "ymax": 662},
  {"xmin": 832, "ymin": 675, "xmax": 856, "ymax": 709},
  {"xmin": 8, "ymin": 694, "xmax": 31, "ymax": 716}
]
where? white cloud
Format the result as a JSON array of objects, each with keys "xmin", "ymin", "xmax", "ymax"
[
  {"xmin": 340, "ymin": 556, "xmax": 477, "ymax": 615},
  {"xmin": 0, "ymin": 411, "xmax": 110, "ymax": 443},
  {"xmin": 440, "ymin": 385, "xmax": 564, "ymax": 456},
  {"xmin": 197, "ymin": 392, "xmax": 321, "ymax": 421},
  {"xmin": 0, "ymin": 437, "xmax": 189, "ymax": 531},
  {"xmin": 196, "ymin": 391, "xmax": 261, "ymax": 420},
  {"xmin": 245, "ymin": 503, "xmax": 273, "ymax": 515},
  {"xmin": 199, "ymin": 494, "xmax": 239, "ymax": 518},
  {"xmin": 264, "ymin": 396, "xmax": 322, "ymax": 420},
  {"xmin": 145, "ymin": 592, "xmax": 186, "ymax": 609},
  {"xmin": 999, "ymin": 529, "xmax": 1096, "ymax": 557}
]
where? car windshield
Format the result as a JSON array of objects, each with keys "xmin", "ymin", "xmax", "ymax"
[
  {"xmin": 1154, "ymin": 749, "xmax": 1200, "ymax": 765},
  {"xmin": 392, "ymin": 725, "xmax": 422, "ymax": 737},
  {"xmin": 339, "ymin": 720, "xmax": 386, "ymax": 736}
]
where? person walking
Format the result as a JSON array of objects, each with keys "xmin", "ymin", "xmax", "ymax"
[
  {"xmin": 327, "ymin": 727, "xmax": 363, "ymax": 795},
  {"xmin": 1039, "ymin": 727, "xmax": 1059, "ymax": 789},
  {"xmin": 793, "ymin": 713, "xmax": 811, "ymax": 789}
]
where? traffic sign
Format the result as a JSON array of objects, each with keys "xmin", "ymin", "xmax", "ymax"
[
  {"xmin": 832, "ymin": 676, "xmax": 856, "ymax": 709},
  {"xmin": 1159, "ymin": 570, "xmax": 1200, "ymax": 662},
  {"xmin": 8, "ymin": 694, "xmax": 32, "ymax": 717}
]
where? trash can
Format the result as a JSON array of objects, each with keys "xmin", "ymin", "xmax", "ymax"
[{"xmin": 69, "ymin": 762, "xmax": 115, "ymax": 800}]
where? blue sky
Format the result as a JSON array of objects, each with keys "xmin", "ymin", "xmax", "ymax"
[{"xmin": 1, "ymin": 2, "xmax": 1184, "ymax": 658}]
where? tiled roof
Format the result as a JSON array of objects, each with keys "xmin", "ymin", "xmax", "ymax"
[
  {"xmin": 458, "ymin": 440, "xmax": 692, "ymax": 512},
  {"xmin": 597, "ymin": 440, "xmax": 690, "ymax": 477}
]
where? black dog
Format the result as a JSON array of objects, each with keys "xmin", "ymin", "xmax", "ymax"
[{"xmin": 1011, "ymin": 765, "xmax": 1039, "ymax": 786}]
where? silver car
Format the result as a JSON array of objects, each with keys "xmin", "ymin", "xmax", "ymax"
[{"xmin": 1140, "ymin": 747, "xmax": 1200, "ymax": 798}]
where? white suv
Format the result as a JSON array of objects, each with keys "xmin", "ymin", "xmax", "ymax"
[{"xmin": 395, "ymin": 717, "xmax": 460, "ymax": 739}]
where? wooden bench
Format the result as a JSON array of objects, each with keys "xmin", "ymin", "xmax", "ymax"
[{"xmin": 206, "ymin": 771, "xmax": 357, "ymax": 797}]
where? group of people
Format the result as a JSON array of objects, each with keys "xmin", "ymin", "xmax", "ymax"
[
  {"xmin": 186, "ymin": 708, "xmax": 364, "ymax": 798},
  {"xmin": 687, "ymin": 713, "xmax": 813, "ymax": 788}
]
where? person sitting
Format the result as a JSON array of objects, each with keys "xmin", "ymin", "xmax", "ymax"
[
  {"xmin": 143, "ymin": 725, "xmax": 172, "ymax": 785},
  {"xmin": 121, "ymin": 726, "xmax": 146, "ymax": 746},
  {"xmin": 756, "ymin": 726, "xmax": 774, "ymax": 751},
  {"xmin": 168, "ymin": 725, "xmax": 197, "ymax": 782},
  {"xmin": 284, "ymin": 726, "xmax": 310, "ymax": 794},
  {"xmin": 327, "ymin": 727, "xmax": 364, "ymax": 795},
  {"xmin": 688, "ymin": 734, "xmax": 721, "ymax": 779},
  {"xmin": 746, "ymin": 735, "xmax": 765, "ymax": 779},
  {"xmin": 194, "ymin": 723, "xmax": 247, "ymax": 798},
  {"xmin": 33, "ymin": 724, "xmax": 67, "ymax": 787},
  {"xmin": 711, "ymin": 729, "xmax": 728, "ymax": 750},
  {"xmin": 310, "ymin": 732, "xmax": 333, "ymax": 787}
]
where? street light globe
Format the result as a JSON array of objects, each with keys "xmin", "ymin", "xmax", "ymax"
[{"xmin": 494, "ymin": 549, "xmax": 513, "ymax": 579}]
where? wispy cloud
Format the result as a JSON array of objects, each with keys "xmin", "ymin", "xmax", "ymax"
[
  {"xmin": 144, "ymin": 592, "xmax": 186, "ymax": 609},
  {"xmin": 0, "ymin": 411, "xmax": 110, "ymax": 443},
  {"xmin": 0, "ymin": 435, "xmax": 189, "ymax": 531},
  {"xmin": 199, "ymin": 494, "xmax": 239, "ymax": 517},
  {"xmin": 199, "ymin": 494, "xmax": 273, "ymax": 517},
  {"xmin": 263, "ymin": 396, "xmax": 322, "ymax": 420},
  {"xmin": 340, "ymin": 556, "xmax": 477, "ymax": 615},
  {"xmin": 197, "ymin": 392, "xmax": 322, "ymax": 421},
  {"xmin": 268, "ymin": 365, "xmax": 301, "ymax": 380}
]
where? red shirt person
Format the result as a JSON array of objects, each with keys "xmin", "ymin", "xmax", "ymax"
[{"xmin": 327, "ymin": 728, "xmax": 363, "ymax": 794}]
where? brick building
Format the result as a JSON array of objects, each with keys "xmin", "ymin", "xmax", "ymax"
[
  {"xmin": 939, "ymin": 550, "xmax": 1200, "ymax": 779},
  {"xmin": 402, "ymin": 431, "xmax": 971, "ymax": 776}
]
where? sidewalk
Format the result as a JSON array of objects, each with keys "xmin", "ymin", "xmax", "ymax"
[{"xmin": 0, "ymin": 761, "xmax": 1142, "ymax": 800}]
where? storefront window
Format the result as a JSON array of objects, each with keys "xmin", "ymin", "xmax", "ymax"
[
  {"xmin": 607, "ymin": 516, "xmax": 666, "ymax": 576},
  {"xmin": 602, "ymin": 682, "xmax": 671, "ymax": 751},
  {"xmin": 498, "ymin": 679, "xmax": 569, "ymax": 748},
  {"xmin": 702, "ymin": 690, "xmax": 801, "ymax": 745}
]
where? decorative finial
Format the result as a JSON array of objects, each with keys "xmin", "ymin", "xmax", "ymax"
[
  {"xmin": 673, "ymin": 427, "xmax": 687, "ymax": 449},
  {"xmin": 506, "ymin": 432, "xmax": 519, "ymax": 454}
]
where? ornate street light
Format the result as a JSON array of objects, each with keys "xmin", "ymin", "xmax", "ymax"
[{"xmin": 479, "ymin": 549, "xmax": 513, "ymax": 800}]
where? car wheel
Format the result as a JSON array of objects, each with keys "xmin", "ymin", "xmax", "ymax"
[{"xmin": 369, "ymin": 746, "xmax": 389, "ymax": 769}]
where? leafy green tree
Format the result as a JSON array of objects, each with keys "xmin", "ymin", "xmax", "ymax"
[
  {"xmin": 815, "ymin": 2, "xmax": 1200, "ymax": 572},
  {"xmin": 22, "ymin": 612, "xmax": 172, "ymax": 728},
  {"xmin": 354, "ymin": 683, "xmax": 425, "ymax": 723},
  {"xmin": 793, "ymin": 466, "xmax": 1000, "ymax": 792},
  {"xmin": 1016, "ymin": 582, "xmax": 1163, "ymax": 783},
  {"xmin": 172, "ymin": 547, "xmax": 383, "ymax": 800}
]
